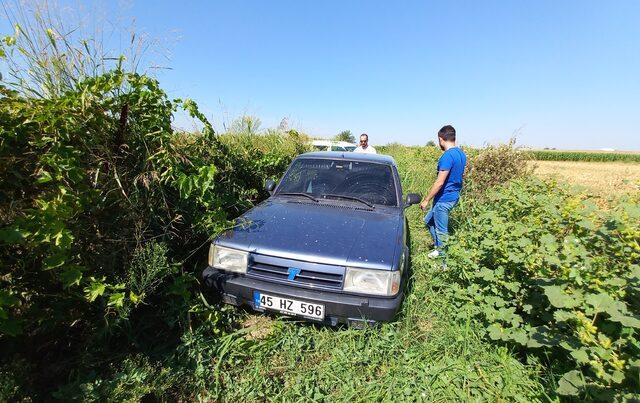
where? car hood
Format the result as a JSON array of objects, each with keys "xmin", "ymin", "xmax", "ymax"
[{"xmin": 216, "ymin": 199, "xmax": 402, "ymax": 270}]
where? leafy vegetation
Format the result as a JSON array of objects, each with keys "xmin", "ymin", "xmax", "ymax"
[
  {"xmin": 447, "ymin": 179, "xmax": 640, "ymax": 399},
  {"xmin": 531, "ymin": 150, "xmax": 640, "ymax": 163},
  {"xmin": 466, "ymin": 139, "xmax": 532, "ymax": 197},
  {"xmin": 0, "ymin": 20, "xmax": 309, "ymax": 399},
  {"xmin": 334, "ymin": 130, "xmax": 355, "ymax": 143},
  {"xmin": 1, "ymin": 6, "xmax": 638, "ymax": 400}
]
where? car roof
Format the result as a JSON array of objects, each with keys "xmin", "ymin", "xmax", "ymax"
[{"xmin": 298, "ymin": 151, "xmax": 396, "ymax": 166}]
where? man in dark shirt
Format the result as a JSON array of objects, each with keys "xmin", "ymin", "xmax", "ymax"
[{"xmin": 419, "ymin": 125, "xmax": 467, "ymax": 258}]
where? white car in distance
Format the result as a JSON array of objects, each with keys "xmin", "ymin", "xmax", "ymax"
[{"xmin": 311, "ymin": 140, "xmax": 357, "ymax": 152}]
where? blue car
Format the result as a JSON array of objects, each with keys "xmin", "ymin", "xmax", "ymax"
[{"xmin": 202, "ymin": 151, "xmax": 421, "ymax": 326}]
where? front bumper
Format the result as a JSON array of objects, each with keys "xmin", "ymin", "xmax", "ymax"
[{"xmin": 202, "ymin": 266, "xmax": 403, "ymax": 326}]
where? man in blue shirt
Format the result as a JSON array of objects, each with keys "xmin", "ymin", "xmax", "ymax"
[{"xmin": 419, "ymin": 125, "xmax": 467, "ymax": 258}]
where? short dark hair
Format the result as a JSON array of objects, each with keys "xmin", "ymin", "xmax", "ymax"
[
  {"xmin": 360, "ymin": 133, "xmax": 368, "ymax": 140},
  {"xmin": 437, "ymin": 125, "xmax": 456, "ymax": 142}
]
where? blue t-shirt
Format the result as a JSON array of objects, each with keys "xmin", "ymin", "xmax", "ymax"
[{"xmin": 434, "ymin": 147, "xmax": 467, "ymax": 203}]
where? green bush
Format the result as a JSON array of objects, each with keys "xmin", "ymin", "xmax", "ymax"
[
  {"xmin": 447, "ymin": 179, "xmax": 640, "ymax": 399},
  {"xmin": 334, "ymin": 130, "xmax": 355, "ymax": 143},
  {"xmin": 466, "ymin": 139, "xmax": 531, "ymax": 198},
  {"xmin": 0, "ymin": 40, "xmax": 306, "ymax": 397}
]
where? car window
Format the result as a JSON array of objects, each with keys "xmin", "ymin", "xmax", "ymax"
[
  {"xmin": 330, "ymin": 146, "xmax": 347, "ymax": 151},
  {"xmin": 344, "ymin": 146, "xmax": 356, "ymax": 152},
  {"xmin": 277, "ymin": 158, "xmax": 397, "ymax": 206},
  {"xmin": 312, "ymin": 145, "xmax": 328, "ymax": 151}
]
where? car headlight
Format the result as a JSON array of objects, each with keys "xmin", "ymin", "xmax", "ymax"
[
  {"xmin": 343, "ymin": 267, "xmax": 401, "ymax": 296},
  {"xmin": 209, "ymin": 244, "xmax": 248, "ymax": 274}
]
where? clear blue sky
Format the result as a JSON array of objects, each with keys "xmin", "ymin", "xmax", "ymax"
[{"xmin": 3, "ymin": 1, "xmax": 640, "ymax": 150}]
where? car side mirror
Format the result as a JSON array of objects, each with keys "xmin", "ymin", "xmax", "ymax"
[
  {"xmin": 265, "ymin": 179, "xmax": 277, "ymax": 194},
  {"xmin": 404, "ymin": 193, "xmax": 421, "ymax": 208}
]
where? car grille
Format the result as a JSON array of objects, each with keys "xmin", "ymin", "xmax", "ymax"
[{"xmin": 248, "ymin": 261, "xmax": 344, "ymax": 289}]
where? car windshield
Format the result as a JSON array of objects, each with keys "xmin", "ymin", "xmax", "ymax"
[{"xmin": 277, "ymin": 158, "xmax": 397, "ymax": 206}]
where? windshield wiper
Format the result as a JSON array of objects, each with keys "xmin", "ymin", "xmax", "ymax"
[
  {"xmin": 320, "ymin": 194, "xmax": 375, "ymax": 209},
  {"xmin": 278, "ymin": 192, "xmax": 319, "ymax": 202}
]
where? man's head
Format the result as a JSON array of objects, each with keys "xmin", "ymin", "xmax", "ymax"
[
  {"xmin": 437, "ymin": 125, "xmax": 456, "ymax": 150},
  {"xmin": 359, "ymin": 133, "xmax": 369, "ymax": 148}
]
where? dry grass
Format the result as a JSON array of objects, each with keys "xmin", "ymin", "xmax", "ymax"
[
  {"xmin": 241, "ymin": 315, "xmax": 274, "ymax": 340},
  {"xmin": 531, "ymin": 160, "xmax": 640, "ymax": 198}
]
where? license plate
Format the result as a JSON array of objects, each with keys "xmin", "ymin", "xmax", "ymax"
[{"xmin": 253, "ymin": 291, "xmax": 325, "ymax": 320}]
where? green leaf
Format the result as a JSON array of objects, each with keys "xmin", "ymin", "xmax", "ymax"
[
  {"xmin": 0, "ymin": 227, "xmax": 27, "ymax": 244},
  {"xmin": 611, "ymin": 370, "xmax": 625, "ymax": 384},
  {"xmin": 487, "ymin": 323, "xmax": 504, "ymax": 341},
  {"xmin": 585, "ymin": 293, "xmax": 616, "ymax": 313},
  {"xmin": 85, "ymin": 281, "xmax": 106, "ymax": 302},
  {"xmin": 503, "ymin": 281, "xmax": 520, "ymax": 293},
  {"xmin": 570, "ymin": 348, "xmax": 589, "ymax": 364},
  {"xmin": 108, "ymin": 292, "xmax": 125, "ymax": 308},
  {"xmin": 539, "ymin": 233, "xmax": 558, "ymax": 252},
  {"xmin": 576, "ymin": 219, "xmax": 595, "ymax": 231},
  {"xmin": 129, "ymin": 291, "xmax": 142, "ymax": 305},
  {"xmin": 557, "ymin": 370, "xmax": 584, "ymax": 396},
  {"xmin": 554, "ymin": 310, "xmax": 574, "ymax": 322},
  {"xmin": 608, "ymin": 311, "xmax": 640, "ymax": 328},
  {"xmin": 542, "ymin": 285, "xmax": 580, "ymax": 308},
  {"xmin": 527, "ymin": 326, "xmax": 562, "ymax": 348},
  {"xmin": 559, "ymin": 338, "xmax": 581, "ymax": 352},
  {"xmin": 604, "ymin": 278, "xmax": 626, "ymax": 287},
  {"xmin": 167, "ymin": 275, "xmax": 193, "ymax": 299},
  {"xmin": 36, "ymin": 170, "xmax": 53, "ymax": 184},
  {"xmin": 477, "ymin": 268, "xmax": 495, "ymax": 281},
  {"xmin": 60, "ymin": 267, "xmax": 82, "ymax": 288},
  {"xmin": 483, "ymin": 295, "xmax": 506, "ymax": 307},
  {"xmin": 510, "ymin": 328, "xmax": 529, "ymax": 345},
  {"xmin": 43, "ymin": 253, "xmax": 66, "ymax": 270}
]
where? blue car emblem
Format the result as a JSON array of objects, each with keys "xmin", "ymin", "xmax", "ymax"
[{"xmin": 287, "ymin": 267, "xmax": 301, "ymax": 280}]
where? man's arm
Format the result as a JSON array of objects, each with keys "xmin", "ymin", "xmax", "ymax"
[{"xmin": 419, "ymin": 170, "xmax": 449, "ymax": 211}]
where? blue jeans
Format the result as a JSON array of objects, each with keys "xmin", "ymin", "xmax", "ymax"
[{"xmin": 424, "ymin": 200, "xmax": 457, "ymax": 249}]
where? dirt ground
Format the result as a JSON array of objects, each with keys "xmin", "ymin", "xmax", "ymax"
[{"xmin": 531, "ymin": 160, "xmax": 640, "ymax": 198}]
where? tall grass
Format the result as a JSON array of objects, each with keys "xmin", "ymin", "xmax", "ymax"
[
  {"xmin": 1, "ymin": 0, "xmax": 164, "ymax": 97},
  {"xmin": 30, "ymin": 144, "xmax": 548, "ymax": 401},
  {"xmin": 184, "ymin": 145, "xmax": 548, "ymax": 401}
]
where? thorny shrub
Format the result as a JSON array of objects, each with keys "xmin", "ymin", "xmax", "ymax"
[{"xmin": 466, "ymin": 139, "xmax": 532, "ymax": 199}]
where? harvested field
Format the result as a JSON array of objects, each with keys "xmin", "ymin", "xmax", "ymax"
[{"xmin": 531, "ymin": 160, "xmax": 640, "ymax": 197}]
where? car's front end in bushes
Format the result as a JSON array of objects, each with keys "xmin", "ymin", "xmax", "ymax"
[{"xmin": 202, "ymin": 152, "xmax": 419, "ymax": 326}]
